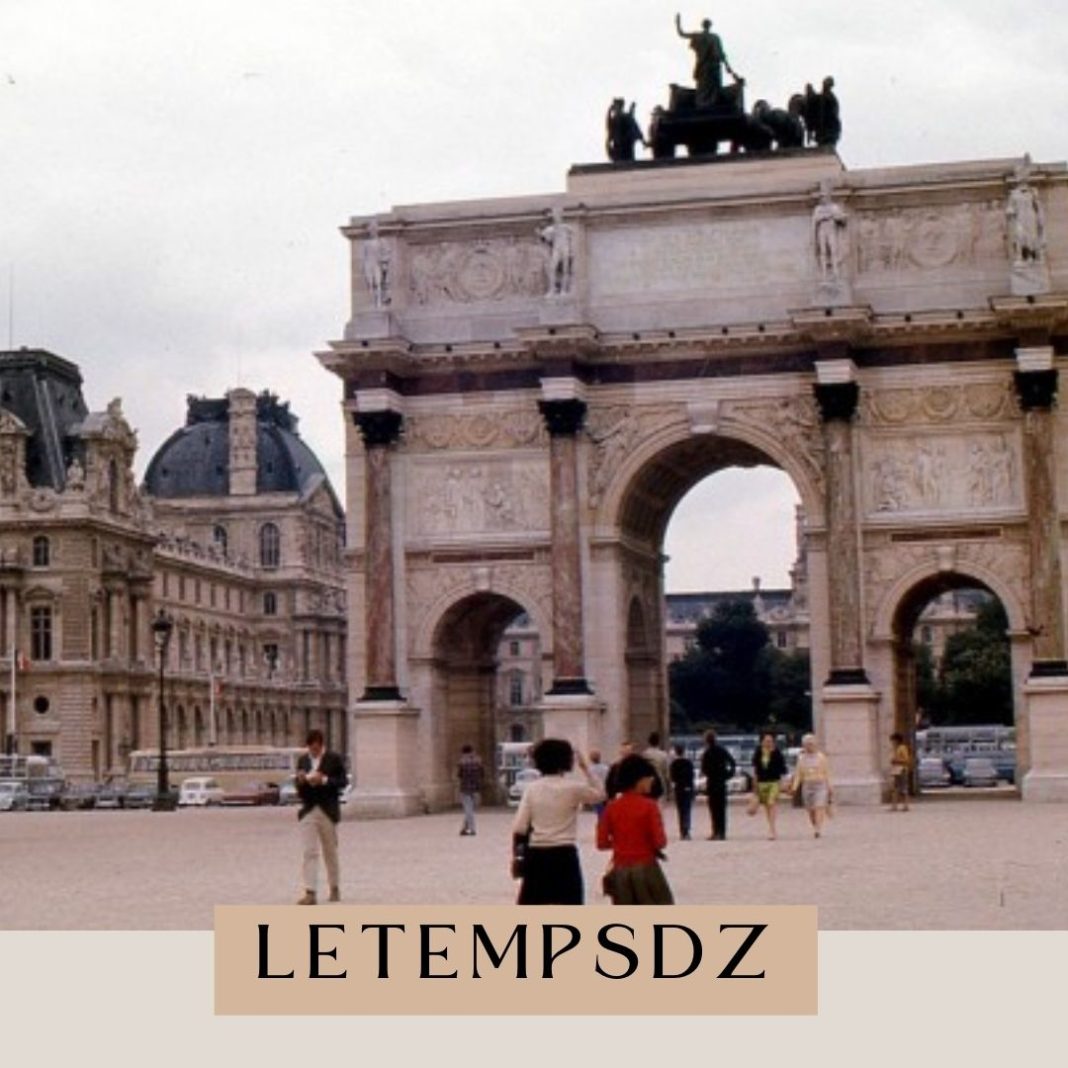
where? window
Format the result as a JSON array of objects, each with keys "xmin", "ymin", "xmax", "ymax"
[
  {"xmin": 32, "ymin": 536, "xmax": 50, "ymax": 568},
  {"xmin": 921, "ymin": 626, "xmax": 933, "ymax": 645},
  {"xmin": 509, "ymin": 640, "xmax": 520, "ymax": 657},
  {"xmin": 213, "ymin": 525, "xmax": 228, "ymax": 554},
  {"xmin": 776, "ymin": 631, "xmax": 788, "ymax": 649},
  {"xmin": 263, "ymin": 592, "xmax": 277, "ymax": 616},
  {"xmin": 30, "ymin": 606, "xmax": 52, "ymax": 661},
  {"xmin": 509, "ymin": 671, "xmax": 524, "ymax": 707},
  {"xmin": 263, "ymin": 643, "xmax": 279, "ymax": 676},
  {"xmin": 260, "ymin": 523, "xmax": 280, "ymax": 569}
]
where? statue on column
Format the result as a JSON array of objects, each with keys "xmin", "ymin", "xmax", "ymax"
[
  {"xmin": 812, "ymin": 180, "xmax": 851, "ymax": 302},
  {"xmin": 1006, "ymin": 155, "xmax": 1049, "ymax": 295},
  {"xmin": 539, "ymin": 206, "xmax": 576, "ymax": 298},
  {"xmin": 361, "ymin": 219, "xmax": 392, "ymax": 308}
]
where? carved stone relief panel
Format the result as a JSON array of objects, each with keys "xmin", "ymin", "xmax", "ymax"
[
  {"xmin": 407, "ymin": 239, "xmax": 548, "ymax": 306},
  {"xmin": 408, "ymin": 458, "xmax": 550, "ymax": 537},
  {"xmin": 406, "ymin": 410, "xmax": 547, "ymax": 452},
  {"xmin": 863, "ymin": 431, "xmax": 1022, "ymax": 516},
  {"xmin": 854, "ymin": 201, "xmax": 1006, "ymax": 276},
  {"xmin": 862, "ymin": 382, "xmax": 1017, "ymax": 427},
  {"xmin": 586, "ymin": 404, "xmax": 687, "ymax": 508}
]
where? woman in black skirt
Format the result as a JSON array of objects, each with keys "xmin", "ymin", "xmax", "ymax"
[{"xmin": 511, "ymin": 738, "xmax": 605, "ymax": 904}]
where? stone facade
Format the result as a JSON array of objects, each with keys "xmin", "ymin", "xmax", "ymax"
[
  {"xmin": 0, "ymin": 352, "xmax": 346, "ymax": 780},
  {"xmin": 321, "ymin": 149, "xmax": 1068, "ymax": 813}
]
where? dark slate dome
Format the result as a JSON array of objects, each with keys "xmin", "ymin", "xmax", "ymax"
[{"xmin": 143, "ymin": 392, "xmax": 340, "ymax": 513}]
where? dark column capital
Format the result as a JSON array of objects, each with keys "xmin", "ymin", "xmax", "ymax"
[
  {"xmin": 813, "ymin": 381, "xmax": 860, "ymax": 423},
  {"xmin": 1014, "ymin": 369, "xmax": 1059, "ymax": 411},
  {"xmin": 538, "ymin": 398, "xmax": 588, "ymax": 437},
  {"xmin": 354, "ymin": 410, "xmax": 404, "ymax": 447}
]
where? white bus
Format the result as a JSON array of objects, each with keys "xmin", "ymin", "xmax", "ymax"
[{"xmin": 127, "ymin": 746, "xmax": 304, "ymax": 790}]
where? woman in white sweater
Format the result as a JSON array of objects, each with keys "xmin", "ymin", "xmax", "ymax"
[{"xmin": 512, "ymin": 738, "xmax": 605, "ymax": 904}]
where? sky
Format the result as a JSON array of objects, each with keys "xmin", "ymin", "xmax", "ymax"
[{"xmin": 1, "ymin": 0, "xmax": 1066, "ymax": 591}]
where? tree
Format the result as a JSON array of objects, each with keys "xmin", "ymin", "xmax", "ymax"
[{"xmin": 934, "ymin": 599, "xmax": 1012, "ymax": 725}]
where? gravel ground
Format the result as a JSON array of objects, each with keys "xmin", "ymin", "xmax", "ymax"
[{"xmin": 2, "ymin": 792, "xmax": 1064, "ymax": 930}]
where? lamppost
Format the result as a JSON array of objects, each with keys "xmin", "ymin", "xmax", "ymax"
[{"xmin": 151, "ymin": 608, "xmax": 175, "ymax": 811}]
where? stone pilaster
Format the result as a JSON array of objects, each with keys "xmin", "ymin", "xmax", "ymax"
[
  {"xmin": 227, "ymin": 388, "xmax": 258, "ymax": 496},
  {"xmin": 813, "ymin": 362, "xmax": 866, "ymax": 685},
  {"xmin": 538, "ymin": 381, "xmax": 591, "ymax": 696},
  {"xmin": 1014, "ymin": 347, "xmax": 1067, "ymax": 674}
]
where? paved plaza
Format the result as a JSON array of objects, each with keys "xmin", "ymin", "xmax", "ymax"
[{"xmin": 2, "ymin": 794, "xmax": 1065, "ymax": 930}]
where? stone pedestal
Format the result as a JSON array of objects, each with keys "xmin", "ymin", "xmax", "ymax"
[
  {"xmin": 538, "ymin": 693, "xmax": 605, "ymax": 758},
  {"xmin": 344, "ymin": 700, "xmax": 424, "ymax": 819},
  {"xmin": 538, "ymin": 298, "xmax": 582, "ymax": 327},
  {"xmin": 820, "ymin": 683, "xmax": 882, "ymax": 804},
  {"xmin": 1020, "ymin": 676, "xmax": 1068, "ymax": 801},
  {"xmin": 345, "ymin": 309, "xmax": 400, "ymax": 340}
]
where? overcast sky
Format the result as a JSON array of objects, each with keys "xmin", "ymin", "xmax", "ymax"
[{"xmin": 2, "ymin": 1, "xmax": 1065, "ymax": 590}]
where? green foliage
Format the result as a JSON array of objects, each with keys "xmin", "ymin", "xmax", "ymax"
[
  {"xmin": 668, "ymin": 597, "xmax": 812, "ymax": 732},
  {"xmin": 935, "ymin": 603, "xmax": 1012, "ymax": 725}
]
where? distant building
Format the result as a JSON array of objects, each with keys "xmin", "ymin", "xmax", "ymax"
[{"xmin": 0, "ymin": 349, "xmax": 346, "ymax": 780}]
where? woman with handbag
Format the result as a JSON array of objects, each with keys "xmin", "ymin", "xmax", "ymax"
[
  {"xmin": 790, "ymin": 733, "xmax": 833, "ymax": 838},
  {"xmin": 596, "ymin": 754, "xmax": 674, "ymax": 905},
  {"xmin": 511, "ymin": 738, "xmax": 605, "ymax": 905}
]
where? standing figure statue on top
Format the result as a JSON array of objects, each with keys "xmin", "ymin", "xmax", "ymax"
[
  {"xmin": 361, "ymin": 219, "xmax": 392, "ymax": 309},
  {"xmin": 539, "ymin": 206, "xmax": 576, "ymax": 298},
  {"xmin": 605, "ymin": 98, "xmax": 648, "ymax": 162},
  {"xmin": 812, "ymin": 179, "xmax": 851, "ymax": 303},
  {"xmin": 675, "ymin": 12, "xmax": 738, "ymax": 108}
]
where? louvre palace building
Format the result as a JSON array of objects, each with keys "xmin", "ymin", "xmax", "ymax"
[{"xmin": 0, "ymin": 348, "xmax": 347, "ymax": 780}]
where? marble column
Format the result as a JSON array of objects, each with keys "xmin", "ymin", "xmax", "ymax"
[
  {"xmin": 353, "ymin": 409, "xmax": 403, "ymax": 701},
  {"xmin": 1014, "ymin": 354, "xmax": 1066, "ymax": 673},
  {"xmin": 537, "ymin": 396, "xmax": 591, "ymax": 695},
  {"xmin": 813, "ymin": 375, "xmax": 867, "ymax": 684}
]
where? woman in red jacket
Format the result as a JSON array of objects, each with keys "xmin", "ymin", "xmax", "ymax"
[{"xmin": 597, "ymin": 754, "xmax": 674, "ymax": 905}]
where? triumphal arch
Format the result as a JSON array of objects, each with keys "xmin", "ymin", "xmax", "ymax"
[{"xmin": 320, "ymin": 142, "xmax": 1068, "ymax": 815}]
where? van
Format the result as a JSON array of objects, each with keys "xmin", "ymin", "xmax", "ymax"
[{"xmin": 178, "ymin": 777, "xmax": 225, "ymax": 807}]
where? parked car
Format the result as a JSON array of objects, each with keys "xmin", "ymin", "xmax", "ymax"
[
  {"xmin": 221, "ymin": 781, "xmax": 280, "ymax": 806},
  {"xmin": 917, "ymin": 756, "xmax": 952, "ymax": 789},
  {"xmin": 59, "ymin": 782, "xmax": 99, "ymax": 810},
  {"xmin": 95, "ymin": 781, "xmax": 128, "ymax": 809},
  {"xmin": 123, "ymin": 782, "xmax": 160, "ymax": 809},
  {"xmin": 0, "ymin": 781, "xmax": 30, "ymax": 811},
  {"xmin": 507, "ymin": 768, "xmax": 541, "ymax": 806},
  {"xmin": 26, "ymin": 776, "xmax": 65, "ymax": 811},
  {"xmin": 962, "ymin": 757, "xmax": 999, "ymax": 788},
  {"xmin": 278, "ymin": 776, "xmax": 300, "ymax": 805},
  {"xmin": 178, "ymin": 777, "xmax": 225, "ymax": 807}
]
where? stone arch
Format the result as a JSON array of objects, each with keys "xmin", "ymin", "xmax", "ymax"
[
  {"xmin": 597, "ymin": 416, "xmax": 824, "ymax": 538},
  {"xmin": 418, "ymin": 589, "xmax": 538, "ymax": 807},
  {"xmin": 625, "ymin": 595, "xmax": 662, "ymax": 746}
]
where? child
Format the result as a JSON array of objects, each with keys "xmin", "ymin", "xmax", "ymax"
[
  {"xmin": 889, "ymin": 732, "xmax": 912, "ymax": 812},
  {"xmin": 596, "ymin": 754, "xmax": 674, "ymax": 905}
]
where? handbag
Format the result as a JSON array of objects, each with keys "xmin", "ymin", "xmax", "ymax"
[{"xmin": 511, "ymin": 831, "xmax": 530, "ymax": 880}]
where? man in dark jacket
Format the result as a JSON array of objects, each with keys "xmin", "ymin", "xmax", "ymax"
[
  {"xmin": 668, "ymin": 744, "xmax": 695, "ymax": 840},
  {"xmin": 700, "ymin": 729, "xmax": 737, "ymax": 840},
  {"xmin": 295, "ymin": 728, "xmax": 347, "ymax": 905}
]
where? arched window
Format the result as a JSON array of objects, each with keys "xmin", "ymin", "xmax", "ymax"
[
  {"xmin": 263, "ymin": 592, "xmax": 277, "ymax": 616},
  {"xmin": 32, "ymin": 536, "xmax": 50, "ymax": 568},
  {"xmin": 259, "ymin": 523, "xmax": 280, "ymax": 569}
]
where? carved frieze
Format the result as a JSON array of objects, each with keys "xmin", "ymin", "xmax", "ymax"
[
  {"xmin": 862, "ymin": 381, "xmax": 1016, "ymax": 426},
  {"xmin": 409, "ymin": 459, "xmax": 549, "ymax": 537},
  {"xmin": 407, "ymin": 239, "xmax": 547, "ymax": 305},
  {"xmin": 854, "ymin": 201, "xmax": 1005, "ymax": 276},
  {"xmin": 586, "ymin": 404, "xmax": 689, "ymax": 510},
  {"xmin": 407, "ymin": 410, "xmax": 547, "ymax": 452},
  {"xmin": 864, "ymin": 432, "xmax": 1022, "ymax": 516}
]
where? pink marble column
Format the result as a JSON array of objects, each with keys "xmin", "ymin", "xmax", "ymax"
[
  {"xmin": 355, "ymin": 410, "xmax": 404, "ymax": 701},
  {"xmin": 1015, "ymin": 368, "xmax": 1067, "ymax": 673},
  {"xmin": 538, "ymin": 398, "xmax": 591, "ymax": 695},
  {"xmin": 814, "ymin": 380, "xmax": 867, "ymax": 684}
]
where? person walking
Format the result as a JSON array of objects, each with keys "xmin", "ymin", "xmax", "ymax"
[
  {"xmin": 295, "ymin": 728, "xmax": 347, "ymax": 905},
  {"xmin": 511, "ymin": 738, "xmax": 605, "ymax": 905},
  {"xmin": 604, "ymin": 740, "xmax": 635, "ymax": 800},
  {"xmin": 750, "ymin": 731, "xmax": 788, "ymax": 840},
  {"xmin": 791, "ymin": 733, "xmax": 833, "ymax": 838},
  {"xmin": 597, "ymin": 754, "xmax": 674, "ymax": 905},
  {"xmin": 668, "ymin": 743, "xmax": 695, "ymax": 840},
  {"xmin": 643, "ymin": 731, "xmax": 670, "ymax": 801},
  {"xmin": 587, "ymin": 748, "xmax": 610, "ymax": 818},
  {"xmin": 889, "ymin": 732, "xmax": 912, "ymax": 812},
  {"xmin": 456, "ymin": 744, "xmax": 484, "ymax": 836},
  {"xmin": 700, "ymin": 729, "xmax": 736, "ymax": 840}
]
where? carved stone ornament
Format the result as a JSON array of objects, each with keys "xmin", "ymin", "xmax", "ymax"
[
  {"xmin": 538, "ymin": 398, "xmax": 587, "ymax": 437},
  {"xmin": 538, "ymin": 207, "xmax": 577, "ymax": 298},
  {"xmin": 1013, "ymin": 369, "xmax": 1058, "ymax": 412},
  {"xmin": 406, "ymin": 410, "xmax": 547, "ymax": 452},
  {"xmin": 409, "ymin": 460, "xmax": 550, "ymax": 537},
  {"xmin": 407, "ymin": 238, "xmax": 547, "ymax": 305},
  {"xmin": 862, "ymin": 381, "xmax": 1016, "ymax": 426},
  {"xmin": 354, "ymin": 410, "xmax": 404, "ymax": 448}
]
